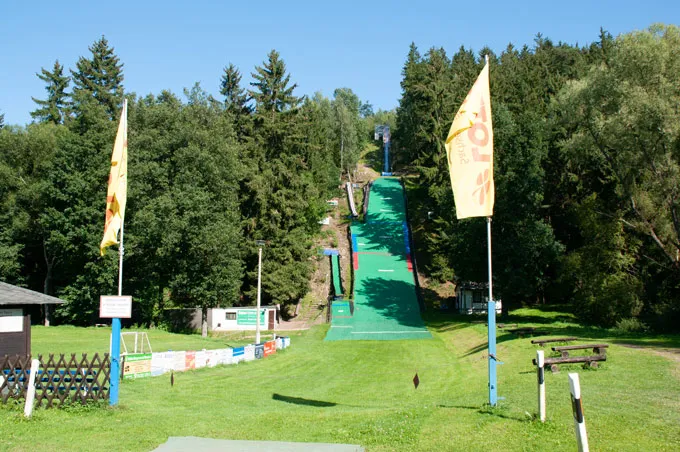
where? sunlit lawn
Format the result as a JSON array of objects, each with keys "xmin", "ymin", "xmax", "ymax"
[{"xmin": 2, "ymin": 307, "xmax": 679, "ymax": 451}]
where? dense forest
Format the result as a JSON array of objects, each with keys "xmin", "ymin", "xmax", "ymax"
[
  {"xmin": 395, "ymin": 24, "xmax": 680, "ymax": 331},
  {"xmin": 1, "ymin": 24, "xmax": 679, "ymax": 332},
  {"xmin": 0, "ymin": 37, "xmax": 372, "ymax": 329}
]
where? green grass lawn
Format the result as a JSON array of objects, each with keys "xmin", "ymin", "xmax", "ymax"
[
  {"xmin": 2, "ymin": 308, "xmax": 679, "ymax": 451},
  {"xmin": 27, "ymin": 325, "xmax": 262, "ymax": 356}
]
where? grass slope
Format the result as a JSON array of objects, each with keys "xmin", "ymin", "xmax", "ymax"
[{"xmin": 1, "ymin": 308, "xmax": 679, "ymax": 451}]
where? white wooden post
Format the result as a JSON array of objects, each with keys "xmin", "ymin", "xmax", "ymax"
[
  {"xmin": 569, "ymin": 373, "xmax": 589, "ymax": 452},
  {"xmin": 537, "ymin": 350, "xmax": 546, "ymax": 422},
  {"xmin": 23, "ymin": 358, "xmax": 40, "ymax": 418}
]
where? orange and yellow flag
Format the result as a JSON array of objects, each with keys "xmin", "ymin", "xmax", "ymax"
[
  {"xmin": 100, "ymin": 101, "xmax": 128, "ymax": 255},
  {"xmin": 445, "ymin": 62, "xmax": 494, "ymax": 219}
]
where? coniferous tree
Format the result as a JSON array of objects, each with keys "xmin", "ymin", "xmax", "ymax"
[
  {"xmin": 221, "ymin": 63, "xmax": 250, "ymax": 113},
  {"xmin": 249, "ymin": 50, "xmax": 301, "ymax": 115},
  {"xmin": 70, "ymin": 36, "xmax": 124, "ymax": 128},
  {"xmin": 241, "ymin": 50, "xmax": 324, "ymax": 310},
  {"xmin": 220, "ymin": 63, "xmax": 252, "ymax": 141},
  {"xmin": 31, "ymin": 60, "xmax": 70, "ymax": 124}
]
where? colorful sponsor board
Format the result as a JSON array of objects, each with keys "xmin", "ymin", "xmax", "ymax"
[
  {"xmin": 264, "ymin": 340, "xmax": 276, "ymax": 357},
  {"xmin": 151, "ymin": 352, "xmax": 174, "ymax": 376},
  {"xmin": 185, "ymin": 351, "xmax": 196, "ymax": 370},
  {"xmin": 119, "ymin": 340, "xmax": 290, "ymax": 381},
  {"xmin": 173, "ymin": 351, "xmax": 186, "ymax": 372},
  {"xmin": 232, "ymin": 347, "xmax": 245, "ymax": 364},
  {"xmin": 195, "ymin": 350, "xmax": 207, "ymax": 369},
  {"xmin": 205, "ymin": 350, "xmax": 217, "ymax": 367},
  {"xmin": 217, "ymin": 348, "xmax": 233, "ymax": 366},
  {"xmin": 244, "ymin": 344, "xmax": 255, "ymax": 361},
  {"xmin": 123, "ymin": 353, "xmax": 152, "ymax": 379},
  {"xmin": 254, "ymin": 344, "xmax": 264, "ymax": 359}
]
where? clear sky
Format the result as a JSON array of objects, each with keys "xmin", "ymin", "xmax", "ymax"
[{"xmin": 1, "ymin": 0, "xmax": 678, "ymax": 126}]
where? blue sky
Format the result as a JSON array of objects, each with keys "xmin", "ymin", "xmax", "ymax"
[{"xmin": 1, "ymin": 0, "xmax": 678, "ymax": 126}]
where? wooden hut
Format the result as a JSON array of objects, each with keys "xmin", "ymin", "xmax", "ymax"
[{"xmin": 0, "ymin": 282, "xmax": 64, "ymax": 355}]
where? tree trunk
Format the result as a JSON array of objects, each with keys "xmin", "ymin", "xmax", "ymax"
[
  {"xmin": 201, "ymin": 305, "xmax": 208, "ymax": 337},
  {"xmin": 340, "ymin": 123, "xmax": 344, "ymax": 182}
]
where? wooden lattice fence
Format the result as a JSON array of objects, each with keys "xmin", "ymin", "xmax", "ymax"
[{"xmin": 0, "ymin": 353, "xmax": 110, "ymax": 407}]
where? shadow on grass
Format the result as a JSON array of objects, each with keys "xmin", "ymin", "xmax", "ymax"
[
  {"xmin": 422, "ymin": 303, "xmax": 680, "ymax": 352},
  {"xmin": 423, "ymin": 311, "xmax": 485, "ymax": 333},
  {"xmin": 462, "ymin": 335, "xmax": 519, "ymax": 357},
  {"xmin": 272, "ymin": 393, "xmax": 337, "ymax": 407},
  {"xmin": 437, "ymin": 404, "xmax": 528, "ymax": 423},
  {"xmin": 355, "ymin": 277, "xmax": 428, "ymax": 329}
]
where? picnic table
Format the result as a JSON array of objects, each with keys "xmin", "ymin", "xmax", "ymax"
[
  {"xmin": 532, "ymin": 343, "xmax": 609, "ymax": 372},
  {"xmin": 530, "ymin": 337, "xmax": 578, "ymax": 347},
  {"xmin": 552, "ymin": 343, "xmax": 609, "ymax": 358}
]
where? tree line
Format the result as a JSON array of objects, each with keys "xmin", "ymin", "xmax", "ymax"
[
  {"xmin": 395, "ymin": 24, "xmax": 680, "ymax": 331},
  {"xmin": 0, "ymin": 36, "xmax": 372, "ymax": 332}
]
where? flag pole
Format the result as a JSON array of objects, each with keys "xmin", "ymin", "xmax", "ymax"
[
  {"xmin": 109, "ymin": 98, "xmax": 127, "ymax": 407},
  {"xmin": 487, "ymin": 216, "xmax": 497, "ymax": 406},
  {"xmin": 481, "ymin": 54, "xmax": 498, "ymax": 407},
  {"xmin": 118, "ymin": 211, "xmax": 124, "ymax": 296}
]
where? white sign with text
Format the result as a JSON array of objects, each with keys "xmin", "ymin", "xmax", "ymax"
[
  {"xmin": 0, "ymin": 308, "xmax": 23, "ymax": 333},
  {"xmin": 99, "ymin": 296, "xmax": 132, "ymax": 319}
]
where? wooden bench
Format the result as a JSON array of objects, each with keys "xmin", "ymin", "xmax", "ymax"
[
  {"xmin": 531, "ymin": 337, "xmax": 578, "ymax": 347},
  {"xmin": 533, "ymin": 353, "xmax": 606, "ymax": 373},
  {"xmin": 552, "ymin": 344, "xmax": 609, "ymax": 358},
  {"xmin": 497, "ymin": 323, "xmax": 518, "ymax": 329}
]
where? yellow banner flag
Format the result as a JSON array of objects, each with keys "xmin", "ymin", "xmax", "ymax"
[
  {"xmin": 445, "ymin": 62, "xmax": 494, "ymax": 219},
  {"xmin": 100, "ymin": 101, "xmax": 128, "ymax": 255}
]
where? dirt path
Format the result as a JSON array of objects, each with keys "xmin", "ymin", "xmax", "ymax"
[{"xmin": 621, "ymin": 343, "xmax": 680, "ymax": 380}]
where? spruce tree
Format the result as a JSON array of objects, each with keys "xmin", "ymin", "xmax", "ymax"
[
  {"xmin": 31, "ymin": 60, "xmax": 70, "ymax": 124},
  {"xmin": 220, "ymin": 63, "xmax": 252, "ymax": 140},
  {"xmin": 249, "ymin": 50, "xmax": 301, "ymax": 115},
  {"xmin": 241, "ymin": 50, "xmax": 323, "ymax": 310},
  {"xmin": 70, "ymin": 36, "xmax": 124, "ymax": 125},
  {"xmin": 221, "ymin": 63, "xmax": 250, "ymax": 113}
]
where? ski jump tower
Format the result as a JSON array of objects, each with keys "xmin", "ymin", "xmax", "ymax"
[{"xmin": 375, "ymin": 125, "xmax": 392, "ymax": 176}]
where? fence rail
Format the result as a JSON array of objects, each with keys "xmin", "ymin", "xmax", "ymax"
[{"xmin": 1, "ymin": 353, "xmax": 110, "ymax": 408}]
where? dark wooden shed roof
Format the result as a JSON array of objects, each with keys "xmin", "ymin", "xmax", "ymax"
[{"xmin": 0, "ymin": 282, "xmax": 65, "ymax": 306}]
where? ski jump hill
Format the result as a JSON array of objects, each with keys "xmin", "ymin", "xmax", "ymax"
[{"xmin": 325, "ymin": 178, "xmax": 431, "ymax": 341}]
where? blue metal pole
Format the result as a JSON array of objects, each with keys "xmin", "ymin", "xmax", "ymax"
[
  {"xmin": 488, "ymin": 302, "xmax": 497, "ymax": 405},
  {"xmin": 487, "ymin": 217, "xmax": 497, "ymax": 406},
  {"xmin": 110, "ymin": 218, "xmax": 125, "ymax": 406},
  {"xmin": 383, "ymin": 142, "xmax": 389, "ymax": 173},
  {"xmin": 110, "ymin": 317, "xmax": 121, "ymax": 405}
]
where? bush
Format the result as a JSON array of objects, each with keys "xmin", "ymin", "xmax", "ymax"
[{"xmin": 614, "ymin": 317, "xmax": 648, "ymax": 333}]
